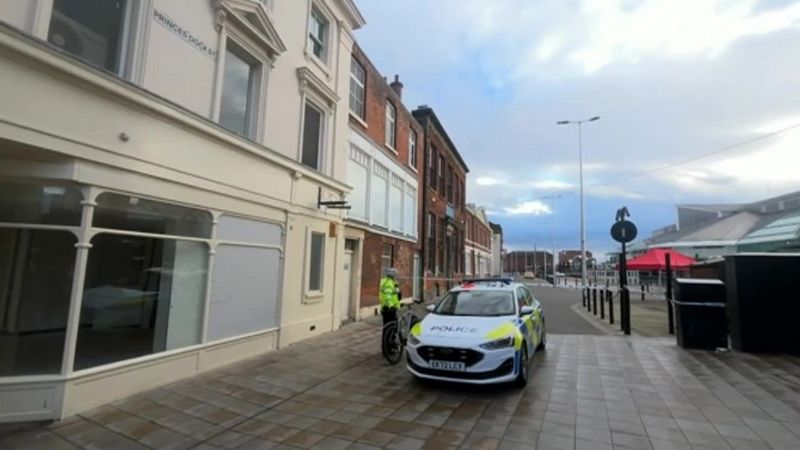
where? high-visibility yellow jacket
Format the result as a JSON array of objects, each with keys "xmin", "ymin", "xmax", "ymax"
[{"xmin": 379, "ymin": 276, "xmax": 400, "ymax": 309}]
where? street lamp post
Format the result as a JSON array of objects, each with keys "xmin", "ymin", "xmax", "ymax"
[
  {"xmin": 541, "ymin": 194, "xmax": 561, "ymax": 283},
  {"xmin": 557, "ymin": 116, "xmax": 600, "ymax": 289}
]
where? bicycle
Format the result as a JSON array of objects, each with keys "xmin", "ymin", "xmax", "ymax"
[{"xmin": 381, "ymin": 300, "xmax": 422, "ymax": 364}]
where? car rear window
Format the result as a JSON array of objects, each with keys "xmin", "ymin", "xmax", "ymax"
[{"xmin": 434, "ymin": 290, "xmax": 515, "ymax": 316}]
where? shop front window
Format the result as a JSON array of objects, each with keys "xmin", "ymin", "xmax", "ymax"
[
  {"xmin": 0, "ymin": 181, "xmax": 82, "ymax": 376},
  {"xmin": 0, "ymin": 182, "xmax": 82, "ymax": 225},
  {"xmin": 93, "ymin": 192, "xmax": 213, "ymax": 238},
  {"xmin": 0, "ymin": 229, "xmax": 76, "ymax": 376},
  {"xmin": 74, "ymin": 233, "xmax": 208, "ymax": 370}
]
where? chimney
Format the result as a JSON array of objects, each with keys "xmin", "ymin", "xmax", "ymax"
[{"xmin": 389, "ymin": 74, "xmax": 403, "ymax": 99}]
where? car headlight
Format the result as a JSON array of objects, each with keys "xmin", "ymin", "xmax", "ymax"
[
  {"xmin": 479, "ymin": 336, "xmax": 515, "ymax": 350},
  {"xmin": 407, "ymin": 334, "xmax": 420, "ymax": 346}
]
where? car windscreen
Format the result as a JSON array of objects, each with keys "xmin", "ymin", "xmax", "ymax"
[{"xmin": 434, "ymin": 290, "xmax": 515, "ymax": 316}]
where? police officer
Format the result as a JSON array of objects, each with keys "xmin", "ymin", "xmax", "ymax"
[{"xmin": 379, "ymin": 267, "xmax": 401, "ymax": 326}]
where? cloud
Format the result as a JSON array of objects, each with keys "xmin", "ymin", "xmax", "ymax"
[
  {"xmin": 503, "ymin": 201, "xmax": 553, "ymax": 216},
  {"xmin": 355, "ymin": 0, "xmax": 800, "ymax": 253},
  {"xmin": 587, "ymin": 185, "xmax": 646, "ymax": 200},
  {"xmin": 531, "ymin": 180, "xmax": 574, "ymax": 190},
  {"xmin": 475, "ymin": 176, "xmax": 507, "ymax": 186}
]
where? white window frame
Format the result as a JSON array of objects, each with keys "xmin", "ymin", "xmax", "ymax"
[
  {"xmin": 371, "ymin": 162, "xmax": 390, "ymax": 227},
  {"xmin": 299, "ymin": 97, "xmax": 327, "ymax": 171},
  {"xmin": 296, "ymin": 67, "xmax": 337, "ymax": 174},
  {"xmin": 304, "ymin": 228, "xmax": 327, "ymax": 300},
  {"xmin": 306, "ymin": 4, "xmax": 331, "ymax": 66},
  {"xmin": 408, "ymin": 129, "xmax": 417, "ymax": 171},
  {"xmin": 218, "ymin": 38, "xmax": 263, "ymax": 139},
  {"xmin": 44, "ymin": 0, "xmax": 151, "ymax": 80},
  {"xmin": 349, "ymin": 56, "xmax": 366, "ymax": 120},
  {"xmin": 385, "ymin": 101, "xmax": 397, "ymax": 151},
  {"xmin": 211, "ymin": 13, "xmax": 278, "ymax": 143}
]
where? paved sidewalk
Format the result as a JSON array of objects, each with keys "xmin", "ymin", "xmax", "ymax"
[
  {"xmin": 3, "ymin": 321, "xmax": 800, "ymax": 450},
  {"xmin": 574, "ymin": 289, "xmax": 675, "ymax": 338}
]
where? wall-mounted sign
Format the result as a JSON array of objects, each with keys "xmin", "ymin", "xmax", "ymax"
[{"xmin": 154, "ymin": 9, "xmax": 217, "ymax": 60}]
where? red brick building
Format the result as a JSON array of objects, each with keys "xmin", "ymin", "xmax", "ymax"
[
  {"xmin": 343, "ymin": 44, "xmax": 424, "ymax": 318},
  {"xmin": 412, "ymin": 106, "xmax": 469, "ymax": 299},
  {"xmin": 465, "ymin": 204, "xmax": 493, "ymax": 277}
]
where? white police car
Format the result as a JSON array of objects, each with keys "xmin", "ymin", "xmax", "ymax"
[{"xmin": 406, "ymin": 278, "xmax": 545, "ymax": 386}]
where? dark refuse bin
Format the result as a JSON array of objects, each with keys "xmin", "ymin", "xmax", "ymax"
[
  {"xmin": 673, "ymin": 278, "xmax": 727, "ymax": 350},
  {"xmin": 726, "ymin": 254, "xmax": 800, "ymax": 354}
]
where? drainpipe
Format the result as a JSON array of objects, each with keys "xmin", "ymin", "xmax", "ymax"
[{"xmin": 419, "ymin": 122, "xmax": 429, "ymax": 301}]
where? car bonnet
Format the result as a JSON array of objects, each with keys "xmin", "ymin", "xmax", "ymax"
[{"xmin": 417, "ymin": 314, "xmax": 516, "ymax": 340}]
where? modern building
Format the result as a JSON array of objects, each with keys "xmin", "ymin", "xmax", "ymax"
[
  {"xmin": 634, "ymin": 191, "xmax": 800, "ymax": 260},
  {"xmin": 464, "ymin": 204, "xmax": 492, "ymax": 278},
  {"xmin": 0, "ymin": 0, "xmax": 364, "ymax": 422},
  {"xmin": 504, "ymin": 251, "xmax": 554, "ymax": 275},
  {"xmin": 557, "ymin": 250, "xmax": 595, "ymax": 273},
  {"xmin": 489, "ymin": 222, "xmax": 503, "ymax": 276},
  {"xmin": 413, "ymin": 106, "xmax": 469, "ymax": 299},
  {"xmin": 343, "ymin": 43, "xmax": 423, "ymax": 319}
]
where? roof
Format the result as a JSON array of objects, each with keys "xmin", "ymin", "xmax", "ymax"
[
  {"xmin": 679, "ymin": 211, "xmax": 761, "ymax": 242},
  {"xmin": 625, "ymin": 248, "xmax": 696, "ymax": 271},
  {"xmin": 489, "ymin": 222, "xmax": 503, "ymax": 233},
  {"xmin": 412, "ymin": 106, "xmax": 469, "ymax": 173},
  {"xmin": 738, "ymin": 209, "xmax": 800, "ymax": 245},
  {"xmin": 678, "ymin": 203, "xmax": 743, "ymax": 213}
]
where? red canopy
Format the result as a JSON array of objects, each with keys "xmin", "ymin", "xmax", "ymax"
[{"xmin": 624, "ymin": 248, "xmax": 696, "ymax": 271}]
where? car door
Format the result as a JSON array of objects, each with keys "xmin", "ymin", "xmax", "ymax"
[
  {"xmin": 516, "ymin": 287, "xmax": 535, "ymax": 353},
  {"xmin": 521, "ymin": 287, "xmax": 543, "ymax": 346}
]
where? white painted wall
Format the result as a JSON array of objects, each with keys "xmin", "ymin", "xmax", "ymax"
[{"xmin": 0, "ymin": 0, "xmax": 365, "ymax": 420}]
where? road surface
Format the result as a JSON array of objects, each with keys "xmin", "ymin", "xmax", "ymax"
[{"xmin": 526, "ymin": 283, "xmax": 603, "ymax": 334}]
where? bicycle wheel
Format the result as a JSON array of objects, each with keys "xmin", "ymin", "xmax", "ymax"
[{"xmin": 381, "ymin": 322, "xmax": 403, "ymax": 364}]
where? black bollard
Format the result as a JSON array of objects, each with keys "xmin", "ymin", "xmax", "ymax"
[
  {"xmin": 607, "ymin": 289, "xmax": 614, "ymax": 324},
  {"xmin": 592, "ymin": 287, "xmax": 598, "ymax": 315},
  {"xmin": 582, "ymin": 287, "xmax": 587, "ymax": 308},
  {"xmin": 666, "ymin": 254, "xmax": 674, "ymax": 335},
  {"xmin": 641, "ymin": 283, "xmax": 645, "ymax": 301},
  {"xmin": 624, "ymin": 288, "xmax": 632, "ymax": 335},
  {"xmin": 600, "ymin": 289, "xmax": 605, "ymax": 319}
]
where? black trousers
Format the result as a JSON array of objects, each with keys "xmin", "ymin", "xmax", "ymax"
[{"xmin": 381, "ymin": 307, "xmax": 398, "ymax": 326}]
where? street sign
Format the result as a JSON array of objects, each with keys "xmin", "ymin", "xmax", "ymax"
[{"xmin": 611, "ymin": 220, "xmax": 637, "ymax": 243}]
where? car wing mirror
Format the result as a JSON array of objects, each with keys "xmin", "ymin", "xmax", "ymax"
[
  {"xmin": 426, "ymin": 304, "xmax": 436, "ymax": 312},
  {"xmin": 520, "ymin": 305, "xmax": 534, "ymax": 316}
]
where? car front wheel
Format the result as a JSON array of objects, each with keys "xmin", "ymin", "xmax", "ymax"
[
  {"xmin": 537, "ymin": 319, "xmax": 546, "ymax": 351},
  {"xmin": 514, "ymin": 347, "xmax": 529, "ymax": 388}
]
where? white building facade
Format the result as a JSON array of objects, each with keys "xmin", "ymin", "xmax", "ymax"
[
  {"xmin": 0, "ymin": 0, "xmax": 364, "ymax": 422},
  {"xmin": 464, "ymin": 204, "xmax": 492, "ymax": 278},
  {"xmin": 489, "ymin": 222, "xmax": 503, "ymax": 276}
]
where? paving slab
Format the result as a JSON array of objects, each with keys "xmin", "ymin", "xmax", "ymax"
[{"xmin": 2, "ymin": 321, "xmax": 800, "ymax": 449}]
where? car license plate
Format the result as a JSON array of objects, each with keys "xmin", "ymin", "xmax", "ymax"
[{"xmin": 429, "ymin": 360, "xmax": 466, "ymax": 371}]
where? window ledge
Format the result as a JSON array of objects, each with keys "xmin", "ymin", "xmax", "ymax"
[
  {"xmin": 305, "ymin": 50, "xmax": 332, "ymax": 79},
  {"xmin": 384, "ymin": 144, "xmax": 398, "ymax": 155},
  {"xmin": 349, "ymin": 111, "xmax": 368, "ymax": 129},
  {"xmin": 303, "ymin": 291, "xmax": 325, "ymax": 303},
  {"xmin": 408, "ymin": 164, "xmax": 418, "ymax": 173}
]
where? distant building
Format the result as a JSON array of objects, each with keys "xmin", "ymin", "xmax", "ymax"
[
  {"xmin": 505, "ymin": 251, "xmax": 554, "ymax": 275},
  {"xmin": 558, "ymin": 250, "xmax": 595, "ymax": 267},
  {"xmin": 414, "ymin": 106, "xmax": 469, "ymax": 298},
  {"xmin": 634, "ymin": 191, "xmax": 800, "ymax": 260},
  {"xmin": 464, "ymin": 204, "xmax": 492, "ymax": 277},
  {"xmin": 489, "ymin": 222, "xmax": 503, "ymax": 276},
  {"xmin": 345, "ymin": 44, "xmax": 423, "ymax": 319}
]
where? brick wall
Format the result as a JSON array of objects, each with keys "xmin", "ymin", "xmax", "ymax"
[
  {"xmin": 360, "ymin": 233, "xmax": 417, "ymax": 307},
  {"xmin": 413, "ymin": 107, "xmax": 469, "ymax": 301},
  {"xmin": 348, "ymin": 44, "xmax": 423, "ymax": 307},
  {"xmin": 350, "ymin": 44, "xmax": 424, "ymax": 176}
]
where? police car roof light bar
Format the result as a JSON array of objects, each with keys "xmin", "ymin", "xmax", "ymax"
[{"xmin": 462, "ymin": 278, "xmax": 513, "ymax": 285}]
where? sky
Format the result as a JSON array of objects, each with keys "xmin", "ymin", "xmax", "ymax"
[{"xmin": 353, "ymin": 0, "xmax": 800, "ymax": 259}]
